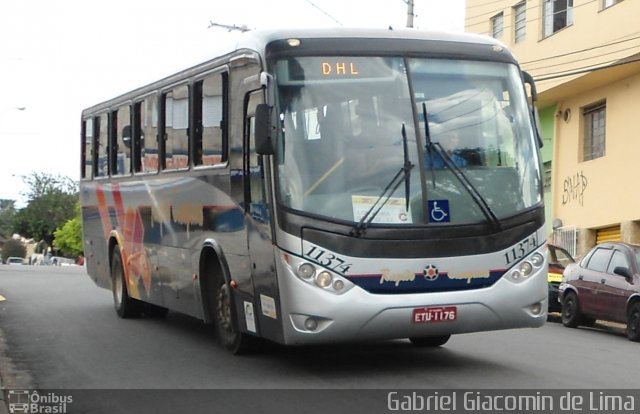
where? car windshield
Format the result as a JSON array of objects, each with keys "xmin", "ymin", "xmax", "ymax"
[
  {"xmin": 549, "ymin": 245, "xmax": 574, "ymax": 268},
  {"xmin": 274, "ymin": 56, "xmax": 541, "ymax": 225}
]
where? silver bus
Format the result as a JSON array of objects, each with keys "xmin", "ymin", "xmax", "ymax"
[{"xmin": 80, "ymin": 28, "xmax": 547, "ymax": 353}]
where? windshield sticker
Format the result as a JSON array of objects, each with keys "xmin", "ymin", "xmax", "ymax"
[
  {"xmin": 427, "ymin": 200, "xmax": 450, "ymax": 223},
  {"xmin": 352, "ymin": 195, "xmax": 412, "ymax": 224}
]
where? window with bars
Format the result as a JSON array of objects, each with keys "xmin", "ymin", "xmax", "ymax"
[
  {"xmin": 491, "ymin": 12, "xmax": 504, "ymax": 38},
  {"xmin": 543, "ymin": 0, "xmax": 573, "ymax": 38},
  {"xmin": 513, "ymin": 2, "xmax": 526, "ymax": 43},
  {"xmin": 583, "ymin": 101, "xmax": 606, "ymax": 161}
]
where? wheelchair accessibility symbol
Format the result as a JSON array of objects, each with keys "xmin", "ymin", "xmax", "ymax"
[{"xmin": 428, "ymin": 200, "xmax": 450, "ymax": 223}]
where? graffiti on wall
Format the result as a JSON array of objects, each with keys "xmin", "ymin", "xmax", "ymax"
[{"xmin": 562, "ymin": 171, "xmax": 588, "ymax": 207}]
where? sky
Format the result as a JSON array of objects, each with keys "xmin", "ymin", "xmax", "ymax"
[{"xmin": 0, "ymin": 0, "xmax": 464, "ymax": 206}]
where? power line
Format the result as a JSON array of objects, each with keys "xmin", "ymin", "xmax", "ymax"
[
  {"xmin": 525, "ymin": 41, "xmax": 640, "ymax": 72},
  {"xmin": 466, "ymin": 1, "xmax": 539, "ymax": 24},
  {"xmin": 521, "ymin": 32, "xmax": 640, "ymax": 65},
  {"xmin": 534, "ymin": 55, "xmax": 640, "ymax": 82},
  {"xmin": 467, "ymin": 0, "xmax": 597, "ymax": 31},
  {"xmin": 303, "ymin": 0, "xmax": 343, "ymax": 26}
]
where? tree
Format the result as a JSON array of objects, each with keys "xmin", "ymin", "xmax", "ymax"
[
  {"xmin": 1, "ymin": 238, "xmax": 26, "ymax": 262},
  {"xmin": 54, "ymin": 202, "xmax": 83, "ymax": 257},
  {"xmin": 0, "ymin": 199, "xmax": 16, "ymax": 238},
  {"xmin": 13, "ymin": 172, "xmax": 78, "ymax": 246}
]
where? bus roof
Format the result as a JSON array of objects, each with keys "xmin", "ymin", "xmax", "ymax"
[{"xmin": 82, "ymin": 28, "xmax": 514, "ymax": 116}]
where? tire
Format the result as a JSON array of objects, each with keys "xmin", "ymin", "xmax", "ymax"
[
  {"xmin": 111, "ymin": 245, "xmax": 142, "ymax": 318},
  {"xmin": 561, "ymin": 291, "xmax": 583, "ymax": 328},
  {"xmin": 409, "ymin": 335, "xmax": 451, "ymax": 347},
  {"xmin": 626, "ymin": 303, "xmax": 640, "ymax": 342},
  {"xmin": 213, "ymin": 273, "xmax": 259, "ymax": 354}
]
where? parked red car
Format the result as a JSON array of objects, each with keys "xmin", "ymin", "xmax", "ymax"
[{"xmin": 559, "ymin": 242, "xmax": 640, "ymax": 341}]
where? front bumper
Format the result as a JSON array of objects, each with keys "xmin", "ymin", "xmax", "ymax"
[{"xmin": 277, "ymin": 250, "xmax": 548, "ymax": 345}]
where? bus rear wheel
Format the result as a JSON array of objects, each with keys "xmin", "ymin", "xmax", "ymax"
[
  {"xmin": 409, "ymin": 335, "xmax": 451, "ymax": 347},
  {"xmin": 213, "ymin": 274, "xmax": 258, "ymax": 354},
  {"xmin": 111, "ymin": 245, "xmax": 142, "ymax": 318}
]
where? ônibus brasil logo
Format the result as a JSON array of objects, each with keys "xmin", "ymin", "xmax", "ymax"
[{"xmin": 7, "ymin": 390, "xmax": 72, "ymax": 414}]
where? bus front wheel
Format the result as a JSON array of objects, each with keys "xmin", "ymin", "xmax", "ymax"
[
  {"xmin": 213, "ymin": 274, "xmax": 258, "ymax": 354},
  {"xmin": 111, "ymin": 245, "xmax": 142, "ymax": 318}
]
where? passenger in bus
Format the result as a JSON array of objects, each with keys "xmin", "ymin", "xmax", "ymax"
[{"xmin": 424, "ymin": 130, "xmax": 468, "ymax": 169}]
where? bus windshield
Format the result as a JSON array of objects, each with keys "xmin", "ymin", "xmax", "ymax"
[{"xmin": 275, "ymin": 56, "xmax": 541, "ymax": 226}]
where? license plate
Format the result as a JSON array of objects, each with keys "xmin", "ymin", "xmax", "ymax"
[{"xmin": 412, "ymin": 306, "xmax": 457, "ymax": 324}]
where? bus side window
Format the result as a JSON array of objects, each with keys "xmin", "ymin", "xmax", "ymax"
[
  {"xmin": 195, "ymin": 72, "xmax": 227, "ymax": 166},
  {"xmin": 163, "ymin": 85, "xmax": 189, "ymax": 170},
  {"xmin": 96, "ymin": 113, "xmax": 109, "ymax": 177},
  {"xmin": 136, "ymin": 96, "xmax": 158, "ymax": 173},
  {"xmin": 82, "ymin": 118, "xmax": 93, "ymax": 179},
  {"xmin": 115, "ymin": 105, "xmax": 132, "ymax": 175}
]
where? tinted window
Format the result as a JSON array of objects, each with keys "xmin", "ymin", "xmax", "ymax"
[
  {"xmin": 137, "ymin": 96, "xmax": 158, "ymax": 173},
  {"xmin": 586, "ymin": 248, "xmax": 612, "ymax": 272},
  {"xmin": 97, "ymin": 114, "xmax": 109, "ymax": 177},
  {"xmin": 194, "ymin": 72, "xmax": 227, "ymax": 166},
  {"xmin": 82, "ymin": 118, "xmax": 93, "ymax": 179},
  {"xmin": 163, "ymin": 85, "xmax": 189, "ymax": 170},
  {"xmin": 115, "ymin": 106, "xmax": 132, "ymax": 176},
  {"xmin": 607, "ymin": 250, "xmax": 629, "ymax": 274}
]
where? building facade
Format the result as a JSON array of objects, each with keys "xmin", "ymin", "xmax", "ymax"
[{"xmin": 466, "ymin": 0, "xmax": 640, "ymax": 257}]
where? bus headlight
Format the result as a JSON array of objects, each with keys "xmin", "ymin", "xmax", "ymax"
[
  {"xmin": 315, "ymin": 271, "xmax": 333, "ymax": 288},
  {"xmin": 505, "ymin": 250, "xmax": 545, "ymax": 284},
  {"xmin": 297, "ymin": 263, "xmax": 316, "ymax": 280},
  {"xmin": 283, "ymin": 252, "xmax": 354, "ymax": 295}
]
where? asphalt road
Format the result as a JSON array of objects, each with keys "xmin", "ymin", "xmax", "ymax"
[{"xmin": 1, "ymin": 265, "xmax": 639, "ymax": 413}]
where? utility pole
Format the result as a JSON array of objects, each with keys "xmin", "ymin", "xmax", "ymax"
[{"xmin": 405, "ymin": 0, "xmax": 414, "ymax": 28}]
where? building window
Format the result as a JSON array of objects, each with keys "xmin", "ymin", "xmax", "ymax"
[
  {"xmin": 513, "ymin": 2, "xmax": 526, "ymax": 42},
  {"xmin": 603, "ymin": 0, "xmax": 622, "ymax": 9},
  {"xmin": 583, "ymin": 101, "xmax": 606, "ymax": 161},
  {"xmin": 543, "ymin": 161, "xmax": 552, "ymax": 192},
  {"xmin": 491, "ymin": 12, "xmax": 504, "ymax": 38},
  {"xmin": 543, "ymin": 0, "xmax": 573, "ymax": 38}
]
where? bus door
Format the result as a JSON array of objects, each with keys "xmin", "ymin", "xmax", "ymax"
[{"xmin": 244, "ymin": 90, "xmax": 281, "ymax": 340}]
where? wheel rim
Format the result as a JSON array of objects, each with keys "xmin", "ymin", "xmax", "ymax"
[
  {"xmin": 563, "ymin": 297, "xmax": 575, "ymax": 321},
  {"xmin": 114, "ymin": 264, "xmax": 123, "ymax": 307},
  {"xmin": 629, "ymin": 310, "xmax": 640, "ymax": 335},
  {"xmin": 216, "ymin": 284, "xmax": 234, "ymax": 335}
]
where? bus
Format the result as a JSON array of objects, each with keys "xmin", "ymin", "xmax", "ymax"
[{"xmin": 80, "ymin": 28, "xmax": 547, "ymax": 354}]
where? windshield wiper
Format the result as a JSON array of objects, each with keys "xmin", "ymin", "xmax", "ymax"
[
  {"xmin": 422, "ymin": 103, "xmax": 501, "ymax": 232},
  {"xmin": 351, "ymin": 124, "xmax": 414, "ymax": 237}
]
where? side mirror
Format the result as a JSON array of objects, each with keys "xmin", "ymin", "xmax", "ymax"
[
  {"xmin": 613, "ymin": 266, "xmax": 633, "ymax": 278},
  {"xmin": 522, "ymin": 71, "xmax": 543, "ymax": 149},
  {"xmin": 255, "ymin": 103, "xmax": 275, "ymax": 155}
]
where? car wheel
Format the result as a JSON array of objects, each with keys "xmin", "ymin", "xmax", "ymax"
[
  {"xmin": 626, "ymin": 303, "xmax": 640, "ymax": 342},
  {"xmin": 561, "ymin": 291, "xmax": 583, "ymax": 328},
  {"xmin": 111, "ymin": 245, "xmax": 142, "ymax": 318},
  {"xmin": 409, "ymin": 335, "xmax": 451, "ymax": 347},
  {"xmin": 213, "ymin": 273, "xmax": 260, "ymax": 354}
]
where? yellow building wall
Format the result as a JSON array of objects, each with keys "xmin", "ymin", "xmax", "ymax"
[
  {"xmin": 553, "ymin": 71, "xmax": 640, "ymax": 229},
  {"xmin": 465, "ymin": 0, "xmax": 640, "ymax": 93}
]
